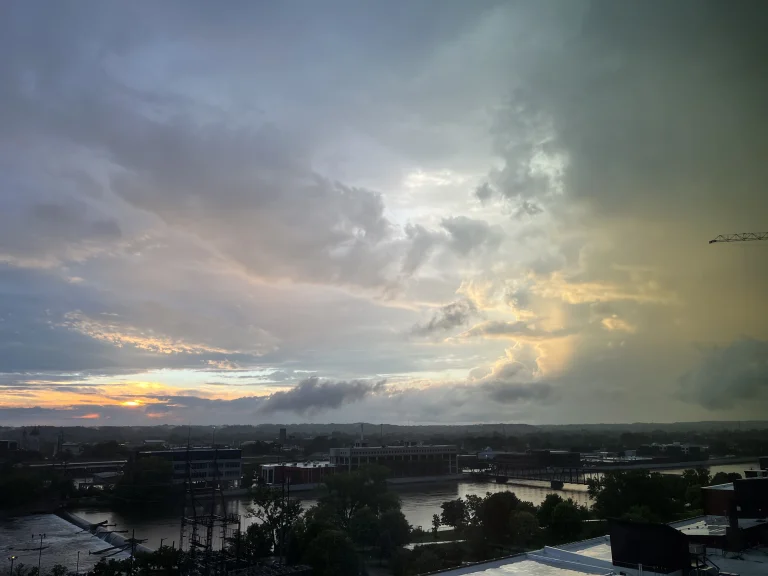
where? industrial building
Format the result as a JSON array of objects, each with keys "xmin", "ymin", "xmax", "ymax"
[
  {"xmin": 434, "ymin": 477, "xmax": 768, "ymax": 576},
  {"xmin": 137, "ymin": 448, "xmax": 242, "ymax": 487},
  {"xmin": 330, "ymin": 443, "xmax": 459, "ymax": 477},
  {"xmin": 259, "ymin": 461, "xmax": 336, "ymax": 486}
]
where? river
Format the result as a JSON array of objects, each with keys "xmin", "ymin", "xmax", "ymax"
[{"xmin": 27, "ymin": 460, "xmax": 764, "ymax": 556}]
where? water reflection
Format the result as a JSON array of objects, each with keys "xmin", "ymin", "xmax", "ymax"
[
  {"xmin": 68, "ymin": 462, "xmax": 758, "ymax": 551},
  {"xmin": 71, "ymin": 480, "xmax": 590, "ymax": 549}
]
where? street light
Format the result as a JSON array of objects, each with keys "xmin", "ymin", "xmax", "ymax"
[
  {"xmin": 8, "ymin": 556, "xmax": 17, "ymax": 576},
  {"xmin": 36, "ymin": 533, "xmax": 46, "ymax": 575}
]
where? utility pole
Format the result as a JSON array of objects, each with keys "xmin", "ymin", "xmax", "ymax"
[
  {"xmin": 36, "ymin": 534, "xmax": 45, "ymax": 575},
  {"xmin": 75, "ymin": 551, "xmax": 80, "ymax": 576}
]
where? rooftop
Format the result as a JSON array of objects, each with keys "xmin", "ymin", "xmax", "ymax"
[
  {"xmin": 261, "ymin": 461, "xmax": 335, "ymax": 469},
  {"xmin": 434, "ymin": 517, "xmax": 768, "ymax": 576}
]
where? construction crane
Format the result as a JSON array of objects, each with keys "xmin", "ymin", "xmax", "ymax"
[{"xmin": 709, "ymin": 232, "xmax": 768, "ymax": 244}]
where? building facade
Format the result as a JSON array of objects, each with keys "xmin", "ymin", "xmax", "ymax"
[
  {"xmin": 329, "ymin": 444, "xmax": 459, "ymax": 477},
  {"xmin": 260, "ymin": 462, "xmax": 336, "ymax": 486},
  {"xmin": 138, "ymin": 448, "xmax": 242, "ymax": 487}
]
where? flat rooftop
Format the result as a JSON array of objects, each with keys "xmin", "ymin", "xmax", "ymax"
[
  {"xmin": 434, "ymin": 518, "xmax": 768, "ymax": 576},
  {"xmin": 261, "ymin": 461, "xmax": 335, "ymax": 469}
]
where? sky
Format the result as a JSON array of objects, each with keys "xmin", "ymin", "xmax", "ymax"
[{"xmin": 1, "ymin": 0, "xmax": 767, "ymax": 427}]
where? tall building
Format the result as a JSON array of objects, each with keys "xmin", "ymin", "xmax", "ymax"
[{"xmin": 279, "ymin": 428, "xmax": 287, "ymax": 444}]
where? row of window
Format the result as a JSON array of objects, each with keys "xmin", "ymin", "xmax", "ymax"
[
  {"xmin": 180, "ymin": 470, "xmax": 241, "ymax": 479},
  {"xmin": 173, "ymin": 461, "xmax": 241, "ymax": 470}
]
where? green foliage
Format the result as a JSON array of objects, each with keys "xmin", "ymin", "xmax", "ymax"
[
  {"xmin": 48, "ymin": 566, "xmax": 67, "ymax": 576},
  {"xmin": 477, "ymin": 491, "xmax": 522, "ymax": 542},
  {"xmin": 113, "ymin": 456, "xmax": 179, "ymax": 510},
  {"xmin": 588, "ymin": 470, "xmax": 687, "ymax": 522},
  {"xmin": 246, "ymin": 485, "xmax": 304, "ymax": 556},
  {"xmin": 303, "ymin": 530, "xmax": 360, "ymax": 576},
  {"xmin": 431, "ymin": 514, "xmax": 441, "ymax": 535},
  {"xmin": 549, "ymin": 500, "xmax": 584, "ymax": 542},
  {"xmin": 440, "ymin": 498, "xmax": 468, "ymax": 530},
  {"xmin": 320, "ymin": 465, "xmax": 395, "ymax": 528},
  {"xmin": 379, "ymin": 509, "xmax": 410, "ymax": 549},
  {"xmin": 0, "ymin": 468, "xmax": 74, "ymax": 510},
  {"xmin": 90, "ymin": 558, "xmax": 130, "ymax": 576},
  {"xmin": 621, "ymin": 505, "xmax": 661, "ymax": 523},
  {"xmin": 538, "ymin": 493, "xmax": 564, "ymax": 526},
  {"xmin": 509, "ymin": 511, "xmax": 539, "ymax": 548},
  {"xmin": 710, "ymin": 471, "xmax": 742, "ymax": 485},
  {"xmin": 349, "ymin": 506, "xmax": 379, "ymax": 547}
]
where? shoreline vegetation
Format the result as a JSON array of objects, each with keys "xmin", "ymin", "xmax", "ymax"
[{"xmin": 2, "ymin": 462, "xmax": 749, "ymax": 576}]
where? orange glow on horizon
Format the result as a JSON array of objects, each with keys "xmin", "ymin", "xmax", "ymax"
[{"xmin": 76, "ymin": 413, "xmax": 101, "ymax": 419}]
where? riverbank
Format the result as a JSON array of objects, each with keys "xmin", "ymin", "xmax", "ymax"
[{"xmin": 56, "ymin": 509, "xmax": 155, "ymax": 554}]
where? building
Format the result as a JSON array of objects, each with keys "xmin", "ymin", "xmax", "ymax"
[
  {"xmin": 57, "ymin": 442, "xmax": 82, "ymax": 457},
  {"xmin": 0, "ymin": 439, "xmax": 18, "ymax": 453},
  {"xmin": 279, "ymin": 428, "xmax": 287, "ymax": 444},
  {"xmin": 143, "ymin": 439, "xmax": 167, "ymax": 448},
  {"xmin": 433, "ymin": 482, "xmax": 768, "ymax": 576},
  {"xmin": 259, "ymin": 461, "xmax": 337, "ymax": 486},
  {"xmin": 329, "ymin": 443, "xmax": 459, "ymax": 477},
  {"xmin": 137, "ymin": 448, "xmax": 242, "ymax": 487}
]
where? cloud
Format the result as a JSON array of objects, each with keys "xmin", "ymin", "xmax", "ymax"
[
  {"xmin": 483, "ymin": 381, "xmax": 552, "ymax": 404},
  {"xmin": 459, "ymin": 320, "xmax": 571, "ymax": 340},
  {"xmin": 679, "ymin": 339, "xmax": 768, "ymax": 410},
  {"xmin": 411, "ymin": 300, "xmax": 478, "ymax": 337},
  {"xmin": 474, "ymin": 182, "xmax": 494, "ymax": 202},
  {"xmin": 440, "ymin": 216, "xmax": 504, "ymax": 256},
  {"xmin": 257, "ymin": 376, "xmax": 387, "ymax": 414}
]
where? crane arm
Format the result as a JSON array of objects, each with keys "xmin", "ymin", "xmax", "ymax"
[{"xmin": 709, "ymin": 232, "xmax": 768, "ymax": 244}]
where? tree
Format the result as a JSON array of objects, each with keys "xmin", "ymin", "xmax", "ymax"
[
  {"xmin": 478, "ymin": 491, "xmax": 521, "ymax": 542},
  {"xmin": 588, "ymin": 470, "xmax": 686, "ymax": 522},
  {"xmin": 379, "ymin": 509, "xmax": 410, "ymax": 549},
  {"xmin": 440, "ymin": 498, "xmax": 467, "ymax": 531},
  {"xmin": 349, "ymin": 506, "xmax": 379, "ymax": 547},
  {"xmin": 682, "ymin": 468, "xmax": 710, "ymax": 488},
  {"xmin": 247, "ymin": 486, "xmax": 304, "ymax": 556},
  {"xmin": 320, "ymin": 465, "xmax": 395, "ymax": 528},
  {"xmin": 537, "ymin": 493, "xmax": 564, "ymax": 527},
  {"xmin": 113, "ymin": 456, "xmax": 178, "ymax": 509},
  {"xmin": 509, "ymin": 511, "xmax": 539, "ymax": 548},
  {"xmin": 549, "ymin": 500, "xmax": 583, "ymax": 542},
  {"xmin": 48, "ymin": 566, "xmax": 67, "ymax": 576},
  {"xmin": 710, "ymin": 472, "xmax": 741, "ymax": 486},
  {"xmin": 303, "ymin": 530, "xmax": 360, "ymax": 576},
  {"xmin": 621, "ymin": 505, "xmax": 661, "ymax": 523},
  {"xmin": 431, "ymin": 514, "xmax": 441, "ymax": 536}
]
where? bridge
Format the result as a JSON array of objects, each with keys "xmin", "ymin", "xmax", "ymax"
[
  {"xmin": 25, "ymin": 460, "xmax": 127, "ymax": 473},
  {"xmin": 484, "ymin": 457, "xmax": 754, "ymax": 488}
]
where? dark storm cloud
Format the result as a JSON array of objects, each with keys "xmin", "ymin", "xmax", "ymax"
[
  {"xmin": 483, "ymin": 381, "xmax": 552, "ymax": 404},
  {"xmin": 461, "ymin": 320, "xmax": 572, "ymax": 340},
  {"xmin": 257, "ymin": 376, "xmax": 387, "ymax": 414},
  {"xmin": 679, "ymin": 339, "xmax": 768, "ymax": 410},
  {"xmin": 411, "ymin": 300, "xmax": 478, "ymax": 337}
]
